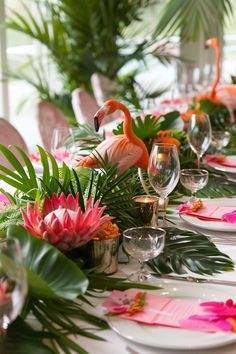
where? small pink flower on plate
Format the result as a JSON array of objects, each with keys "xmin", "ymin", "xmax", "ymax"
[{"xmin": 222, "ymin": 210, "xmax": 236, "ymax": 223}]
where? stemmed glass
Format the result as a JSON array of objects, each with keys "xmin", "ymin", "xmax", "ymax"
[
  {"xmin": 123, "ymin": 227, "xmax": 165, "ymax": 282},
  {"xmin": 51, "ymin": 127, "xmax": 75, "ymax": 165},
  {"xmin": 187, "ymin": 113, "xmax": 212, "ymax": 168},
  {"xmin": 180, "ymin": 169, "xmax": 209, "ymax": 204},
  {"xmin": 0, "ymin": 239, "xmax": 27, "ymax": 349},
  {"xmin": 148, "ymin": 143, "xmax": 180, "ymax": 225},
  {"xmin": 211, "ymin": 131, "xmax": 230, "ymax": 152}
]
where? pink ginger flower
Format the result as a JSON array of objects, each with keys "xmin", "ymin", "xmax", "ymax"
[{"xmin": 21, "ymin": 193, "xmax": 113, "ymax": 251}]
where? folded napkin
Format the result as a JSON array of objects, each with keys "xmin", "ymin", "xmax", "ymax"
[
  {"xmin": 178, "ymin": 203, "xmax": 236, "ymax": 223},
  {"xmin": 103, "ymin": 290, "xmax": 236, "ymax": 333},
  {"xmin": 204, "ymin": 155, "xmax": 236, "ymax": 168},
  {"xmin": 179, "ymin": 203, "xmax": 236, "ymax": 223}
]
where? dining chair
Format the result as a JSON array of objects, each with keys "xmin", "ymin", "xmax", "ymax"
[
  {"xmin": 91, "ymin": 73, "xmax": 118, "ymax": 105},
  {"xmin": 71, "ymin": 88, "xmax": 100, "ymax": 126},
  {"xmin": 0, "ymin": 118, "xmax": 29, "ymax": 170},
  {"xmin": 36, "ymin": 100, "xmax": 69, "ymax": 151}
]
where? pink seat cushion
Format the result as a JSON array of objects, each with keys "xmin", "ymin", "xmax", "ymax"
[
  {"xmin": 0, "ymin": 118, "xmax": 28, "ymax": 170},
  {"xmin": 36, "ymin": 101, "xmax": 69, "ymax": 151}
]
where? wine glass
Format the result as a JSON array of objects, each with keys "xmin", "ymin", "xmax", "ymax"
[
  {"xmin": 148, "ymin": 143, "xmax": 180, "ymax": 226},
  {"xmin": 123, "ymin": 227, "xmax": 165, "ymax": 282},
  {"xmin": 187, "ymin": 113, "xmax": 212, "ymax": 168},
  {"xmin": 180, "ymin": 169, "xmax": 209, "ymax": 204},
  {"xmin": 211, "ymin": 131, "xmax": 230, "ymax": 152},
  {"xmin": 0, "ymin": 239, "xmax": 27, "ymax": 347},
  {"xmin": 51, "ymin": 127, "xmax": 75, "ymax": 165}
]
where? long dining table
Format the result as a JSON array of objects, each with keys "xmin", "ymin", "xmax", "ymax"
[
  {"xmin": 76, "ymin": 197, "xmax": 236, "ymax": 354},
  {"xmin": 2, "ymin": 177, "xmax": 236, "ymax": 354}
]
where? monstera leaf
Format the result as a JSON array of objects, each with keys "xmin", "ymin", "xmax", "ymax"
[{"xmin": 7, "ymin": 225, "xmax": 88, "ymax": 300}]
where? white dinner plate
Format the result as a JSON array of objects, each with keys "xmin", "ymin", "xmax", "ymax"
[
  {"xmin": 180, "ymin": 213, "xmax": 236, "ymax": 233},
  {"xmin": 179, "ymin": 198, "xmax": 236, "ymax": 233},
  {"xmin": 107, "ymin": 282, "xmax": 236, "ymax": 350},
  {"xmin": 204, "ymin": 155, "xmax": 236, "ymax": 174}
]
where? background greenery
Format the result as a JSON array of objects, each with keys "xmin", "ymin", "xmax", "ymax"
[{"xmin": 5, "ymin": 0, "xmax": 234, "ymax": 118}]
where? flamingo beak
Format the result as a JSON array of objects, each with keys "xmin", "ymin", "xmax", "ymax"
[
  {"xmin": 205, "ymin": 39, "xmax": 211, "ymax": 49},
  {"xmin": 94, "ymin": 105, "xmax": 110, "ymax": 132}
]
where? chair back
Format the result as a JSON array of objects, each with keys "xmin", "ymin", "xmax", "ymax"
[
  {"xmin": 0, "ymin": 118, "xmax": 29, "ymax": 170},
  {"xmin": 91, "ymin": 73, "xmax": 117, "ymax": 105},
  {"xmin": 72, "ymin": 88, "xmax": 99, "ymax": 126},
  {"xmin": 36, "ymin": 101, "xmax": 69, "ymax": 151}
]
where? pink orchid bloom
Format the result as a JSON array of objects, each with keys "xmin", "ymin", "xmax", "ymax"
[
  {"xmin": 21, "ymin": 193, "xmax": 113, "ymax": 251},
  {"xmin": 188, "ymin": 299, "xmax": 236, "ymax": 332},
  {"xmin": 0, "ymin": 193, "xmax": 10, "ymax": 212},
  {"xmin": 29, "ymin": 151, "xmax": 41, "ymax": 163},
  {"xmin": 178, "ymin": 203, "xmax": 190, "ymax": 213},
  {"xmin": 222, "ymin": 210, "xmax": 236, "ymax": 223},
  {"xmin": 52, "ymin": 148, "xmax": 70, "ymax": 163}
]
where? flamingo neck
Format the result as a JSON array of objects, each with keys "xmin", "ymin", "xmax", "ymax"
[
  {"xmin": 118, "ymin": 103, "xmax": 149, "ymax": 169},
  {"xmin": 118, "ymin": 104, "xmax": 138, "ymax": 142},
  {"xmin": 211, "ymin": 43, "xmax": 220, "ymax": 98}
]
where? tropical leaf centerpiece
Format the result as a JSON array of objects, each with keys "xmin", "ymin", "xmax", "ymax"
[{"xmin": 0, "ymin": 98, "xmax": 235, "ymax": 353}]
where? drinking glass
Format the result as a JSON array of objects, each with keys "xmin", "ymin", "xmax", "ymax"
[
  {"xmin": 123, "ymin": 227, "xmax": 165, "ymax": 282},
  {"xmin": 187, "ymin": 113, "xmax": 212, "ymax": 168},
  {"xmin": 180, "ymin": 169, "xmax": 209, "ymax": 203},
  {"xmin": 148, "ymin": 143, "xmax": 180, "ymax": 225},
  {"xmin": 211, "ymin": 131, "xmax": 230, "ymax": 152},
  {"xmin": 51, "ymin": 128, "xmax": 74, "ymax": 152},
  {"xmin": 51, "ymin": 127, "xmax": 75, "ymax": 165},
  {"xmin": 0, "ymin": 239, "xmax": 27, "ymax": 348}
]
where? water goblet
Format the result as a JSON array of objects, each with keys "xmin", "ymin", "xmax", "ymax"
[
  {"xmin": 211, "ymin": 131, "xmax": 230, "ymax": 152},
  {"xmin": 0, "ymin": 238, "xmax": 27, "ymax": 349},
  {"xmin": 51, "ymin": 127, "xmax": 75, "ymax": 165},
  {"xmin": 148, "ymin": 143, "xmax": 180, "ymax": 226},
  {"xmin": 187, "ymin": 113, "xmax": 212, "ymax": 168},
  {"xmin": 123, "ymin": 227, "xmax": 165, "ymax": 282},
  {"xmin": 180, "ymin": 169, "xmax": 209, "ymax": 204}
]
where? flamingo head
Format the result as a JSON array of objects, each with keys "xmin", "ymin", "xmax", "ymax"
[
  {"xmin": 94, "ymin": 99, "xmax": 121, "ymax": 131},
  {"xmin": 205, "ymin": 37, "xmax": 219, "ymax": 49}
]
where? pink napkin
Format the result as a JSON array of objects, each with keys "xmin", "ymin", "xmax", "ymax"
[
  {"xmin": 103, "ymin": 290, "xmax": 229, "ymax": 333},
  {"xmin": 179, "ymin": 203, "xmax": 236, "ymax": 223},
  {"xmin": 204, "ymin": 155, "xmax": 236, "ymax": 168}
]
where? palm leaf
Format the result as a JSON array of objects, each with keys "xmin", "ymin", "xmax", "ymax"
[
  {"xmin": 153, "ymin": 0, "xmax": 233, "ymax": 41},
  {"xmin": 149, "ymin": 227, "xmax": 234, "ymax": 275},
  {"xmin": 113, "ymin": 114, "xmax": 164, "ymax": 140}
]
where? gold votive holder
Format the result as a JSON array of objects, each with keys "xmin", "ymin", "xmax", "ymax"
[
  {"xmin": 90, "ymin": 236, "xmax": 120, "ymax": 275},
  {"xmin": 132, "ymin": 195, "xmax": 159, "ymax": 227}
]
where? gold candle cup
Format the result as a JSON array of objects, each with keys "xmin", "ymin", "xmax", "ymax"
[
  {"xmin": 132, "ymin": 195, "xmax": 159, "ymax": 227},
  {"xmin": 90, "ymin": 236, "xmax": 120, "ymax": 275}
]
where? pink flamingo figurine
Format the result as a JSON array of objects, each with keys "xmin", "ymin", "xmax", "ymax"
[
  {"xmin": 197, "ymin": 37, "xmax": 236, "ymax": 124},
  {"xmin": 77, "ymin": 99, "xmax": 149, "ymax": 174}
]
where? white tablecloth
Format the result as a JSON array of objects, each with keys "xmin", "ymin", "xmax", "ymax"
[
  {"xmin": 3, "ymin": 177, "xmax": 236, "ymax": 354},
  {"xmin": 78, "ymin": 209, "xmax": 236, "ymax": 354}
]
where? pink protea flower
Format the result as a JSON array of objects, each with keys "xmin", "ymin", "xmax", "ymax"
[{"xmin": 21, "ymin": 193, "xmax": 113, "ymax": 251}]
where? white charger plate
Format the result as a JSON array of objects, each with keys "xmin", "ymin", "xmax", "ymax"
[
  {"xmin": 179, "ymin": 198, "xmax": 236, "ymax": 233},
  {"xmin": 108, "ymin": 282, "xmax": 236, "ymax": 350},
  {"xmin": 204, "ymin": 155, "xmax": 236, "ymax": 174}
]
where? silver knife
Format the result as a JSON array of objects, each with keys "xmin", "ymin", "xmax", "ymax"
[{"xmin": 157, "ymin": 274, "xmax": 236, "ymax": 287}]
